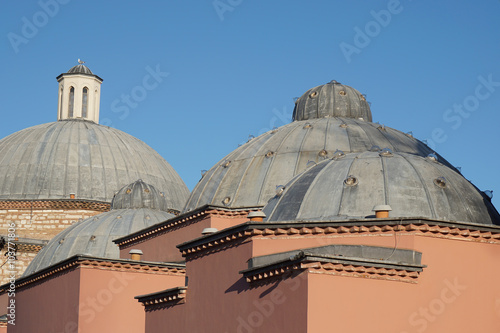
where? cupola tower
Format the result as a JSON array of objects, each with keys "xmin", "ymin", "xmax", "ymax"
[{"xmin": 56, "ymin": 60, "xmax": 103, "ymax": 123}]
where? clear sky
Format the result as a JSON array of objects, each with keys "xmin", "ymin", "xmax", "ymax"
[{"xmin": 1, "ymin": 0, "xmax": 500, "ymax": 208}]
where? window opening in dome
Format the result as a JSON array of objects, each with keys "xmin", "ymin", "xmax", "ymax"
[
  {"xmin": 332, "ymin": 150, "xmax": 345, "ymax": 159},
  {"xmin": 406, "ymin": 131, "xmax": 413, "ymax": 138},
  {"xmin": 144, "ymin": 188, "xmax": 150, "ymax": 193},
  {"xmin": 339, "ymin": 90, "xmax": 346, "ymax": 96},
  {"xmin": 275, "ymin": 185, "xmax": 285, "ymax": 197},
  {"xmin": 379, "ymin": 148, "xmax": 393, "ymax": 157},
  {"xmin": 339, "ymin": 123, "xmax": 348, "ymax": 128},
  {"xmin": 427, "ymin": 153, "xmax": 438, "ymax": 162},
  {"xmin": 82, "ymin": 87, "xmax": 88, "ymax": 118},
  {"xmin": 222, "ymin": 160, "xmax": 231, "ymax": 168},
  {"xmin": 309, "ymin": 91, "xmax": 318, "ymax": 98},
  {"xmin": 68, "ymin": 87, "xmax": 75, "ymax": 117},
  {"xmin": 222, "ymin": 197, "xmax": 231, "ymax": 205},
  {"xmin": 360, "ymin": 94, "xmax": 367, "ymax": 101},
  {"xmin": 344, "ymin": 175, "xmax": 358, "ymax": 186},
  {"xmin": 265, "ymin": 151, "xmax": 275, "ymax": 158},
  {"xmin": 484, "ymin": 190, "xmax": 493, "ymax": 200},
  {"xmin": 433, "ymin": 177, "xmax": 447, "ymax": 188},
  {"xmin": 319, "ymin": 149, "xmax": 328, "ymax": 158},
  {"xmin": 370, "ymin": 145, "xmax": 381, "ymax": 152},
  {"xmin": 303, "ymin": 123, "xmax": 312, "ymax": 129}
]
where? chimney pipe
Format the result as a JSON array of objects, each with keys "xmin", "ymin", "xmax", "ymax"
[
  {"xmin": 247, "ymin": 211, "xmax": 266, "ymax": 222},
  {"xmin": 129, "ymin": 249, "xmax": 143, "ymax": 261},
  {"xmin": 372, "ymin": 205, "xmax": 392, "ymax": 218}
]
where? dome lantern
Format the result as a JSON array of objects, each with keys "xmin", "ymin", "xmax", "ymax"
[{"xmin": 56, "ymin": 60, "xmax": 103, "ymax": 123}]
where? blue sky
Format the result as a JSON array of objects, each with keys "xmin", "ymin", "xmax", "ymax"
[{"xmin": 1, "ymin": 0, "xmax": 500, "ymax": 208}]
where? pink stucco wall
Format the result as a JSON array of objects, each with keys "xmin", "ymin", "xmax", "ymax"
[
  {"xmin": 8, "ymin": 265, "xmax": 184, "ymax": 333},
  {"xmin": 119, "ymin": 215, "xmax": 248, "ymax": 262},
  {"xmin": 143, "ymin": 230, "xmax": 500, "ymax": 333},
  {"xmin": 10, "ymin": 267, "xmax": 81, "ymax": 333}
]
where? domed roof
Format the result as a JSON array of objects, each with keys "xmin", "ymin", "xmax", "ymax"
[
  {"xmin": 111, "ymin": 179, "xmax": 168, "ymax": 210},
  {"xmin": 67, "ymin": 64, "xmax": 93, "ymax": 75},
  {"xmin": 23, "ymin": 180, "xmax": 174, "ymax": 276},
  {"xmin": 292, "ymin": 80, "xmax": 372, "ymax": 122},
  {"xmin": 0, "ymin": 119, "xmax": 190, "ymax": 210},
  {"xmin": 263, "ymin": 151, "xmax": 500, "ymax": 225},
  {"xmin": 184, "ymin": 118, "xmax": 454, "ymax": 211}
]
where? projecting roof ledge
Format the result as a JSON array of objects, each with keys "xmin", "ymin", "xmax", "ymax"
[{"xmin": 243, "ymin": 244, "xmax": 424, "ymax": 274}]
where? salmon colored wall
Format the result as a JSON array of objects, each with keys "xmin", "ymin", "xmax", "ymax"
[
  {"xmin": 119, "ymin": 215, "xmax": 248, "ymax": 262},
  {"xmin": 306, "ymin": 237, "xmax": 500, "ymax": 332},
  {"xmin": 145, "ymin": 241, "xmax": 309, "ymax": 332},
  {"xmin": 10, "ymin": 268, "xmax": 81, "ymax": 333},
  {"xmin": 251, "ymin": 232, "xmax": 417, "ymax": 257},
  {"xmin": 78, "ymin": 268, "xmax": 185, "ymax": 333}
]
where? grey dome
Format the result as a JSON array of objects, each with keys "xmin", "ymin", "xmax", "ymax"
[
  {"xmin": 292, "ymin": 80, "xmax": 372, "ymax": 122},
  {"xmin": 23, "ymin": 207, "xmax": 174, "ymax": 276},
  {"xmin": 67, "ymin": 64, "xmax": 93, "ymax": 75},
  {"xmin": 263, "ymin": 151, "xmax": 500, "ymax": 225},
  {"xmin": 184, "ymin": 118, "xmax": 453, "ymax": 211},
  {"xmin": 111, "ymin": 179, "xmax": 168, "ymax": 211},
  {"xmin": 0, "ymin": 119, "xmax": 190, "ymax": 210}
]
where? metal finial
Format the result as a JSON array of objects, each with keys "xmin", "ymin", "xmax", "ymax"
[{"xmin": 78, "ymin": 58, "xmax": 85, "ymax": 64}]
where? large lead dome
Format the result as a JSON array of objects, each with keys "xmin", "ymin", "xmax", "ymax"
[
  {"xmin": 0, "ymin": 119, "xmax": 189, "ymax": 210},
  {"xmin": 184, "ymin": 80, "xmax": 453, "ymax": 211},
  {"xmin": 264, "ymin": 152, "xmax": 500, "ymax": 225},
  {"xmin": 0, "ymin": 63, "xmax": 190, "ymax": 211}
]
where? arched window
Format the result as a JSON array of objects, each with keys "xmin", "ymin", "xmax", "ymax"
[
  {"xmin": 82, "ymin": 87, "xmax": 88, "ymax": 118},
  {"xmin": 68, "ymin": 87, "xmax": 75, "ymax": 118}
]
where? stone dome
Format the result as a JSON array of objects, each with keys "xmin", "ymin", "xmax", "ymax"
[
  {"xmin": 23, "ymin": 180, "xmax": 174, "ymax": 276},
  {"xmin": 263, "ymin": 151, "xmax": 500, "ymax": 225},
  {"xmin": 184, "ymin": 118, "xmax": 454, "ymax": 211},
  {"xmin": 292, "ymin": 80, "xmax": 372, "ymax": 122},
  {"xmin": 67, "ymin": 64, "xmax": 94, "ymax": 75},
  {"xmin": 0, "ymin": 119, "xmax": 190, "ymax": 210}
]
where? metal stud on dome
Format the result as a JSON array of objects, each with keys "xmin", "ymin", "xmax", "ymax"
[
  {"xmin": 318, "ymin": 149, "xmax": 328, "ymax": 158},
  {"xmin": 344, "ymin": 175, "xmax": 358, "ymax": 186},
  {"xmin": 332, "ymin": 149, "xmax": 345, "ymax": 159},
  {"xmin": 434, "ymin": 177, "xmax": 447, "ymax": 188},
  {"xmin": 275, "ymin": 185, "xmax": 285, "ymax": 197},
  {"xmin": 379, "ymin": 148, "xmax": 393, "ymax": 157},
  {"xmin": 427, "ymin": 153, "xmax": 438, "ymax": 162},
  {"xmin": 222, "ymin": 197, "xmax": 231, "ymax": 205}
]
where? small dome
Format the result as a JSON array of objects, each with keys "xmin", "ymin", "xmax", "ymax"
[
  {"xmin": 0, "ymin": 120, "xmax": 190, "ymax": 210},
  {"xmin": 111, "ymin": 179, "xmax": 168, "ymax": 211},
  {"xmin": 263, "ymin": 151, "xmax": 500, "ymax": 225},
  {"xmin": 67, "ymin": 64, "xmax": 93, "ymax": 75},
  {"xmin": 292, "ymin": 80, "xmax": 372, "ymax": 122},
  {"xmin": 23, "ymin": 207, "xmax": 174, "ymax": 276},
  {"xmin": 184, "ymin": 118, "xmax": 454, "ymax": 211}
]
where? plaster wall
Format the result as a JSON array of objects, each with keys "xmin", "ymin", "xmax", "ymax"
[
  {"xmin": 251, "ymin": 231, "xmax": 417, "ymax": 258},
  {"xmin": 119, "ymin": 215, "xmax": 248, "ymax": 262},
  {"xmin": 306, "ymin": 236, "xmax": 500, "ymax": 332},
  {"xmin": 145, "ymin": 241, "xmax": 308, "ymax": 332},
  {"xmin": 9, "ymin": 267, "xmax": 81, "ymax": 333},
  {"xmin": 78, "ymin": 268, "xmax": 184, "ymax": 333}
]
